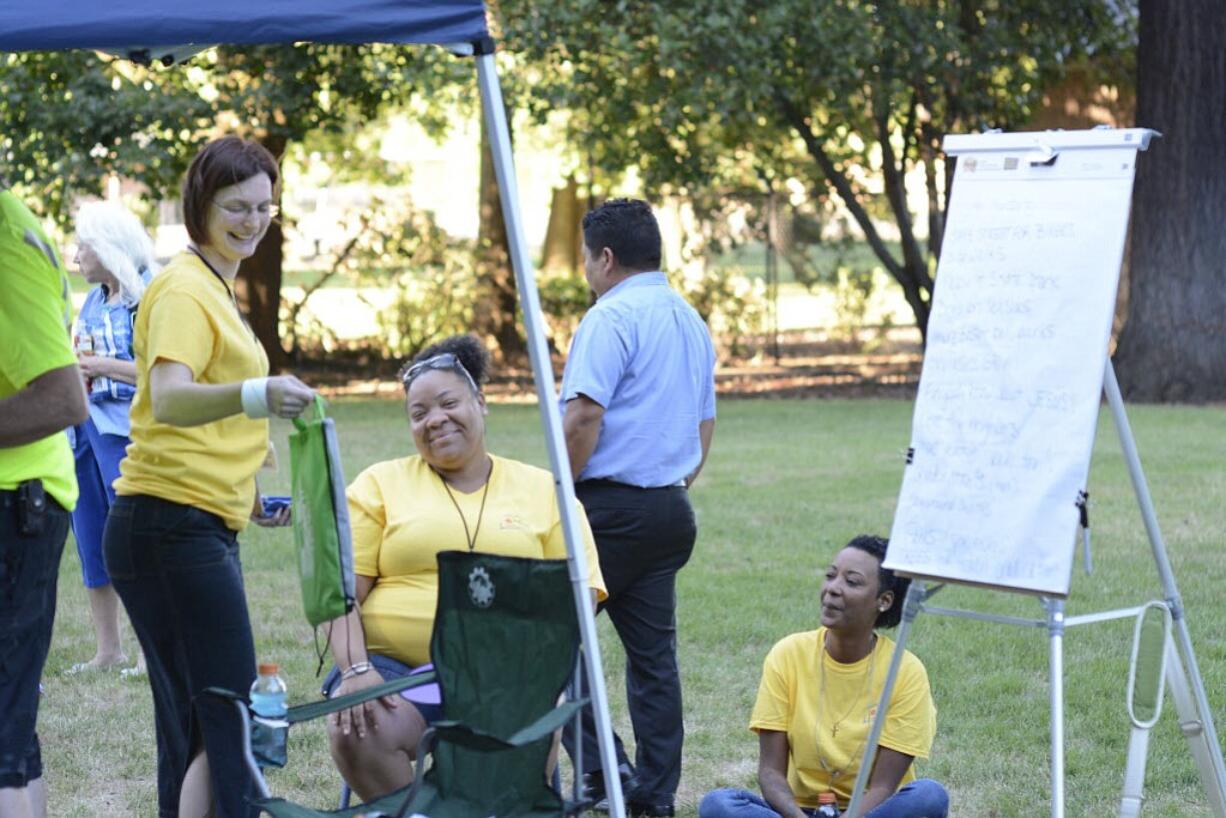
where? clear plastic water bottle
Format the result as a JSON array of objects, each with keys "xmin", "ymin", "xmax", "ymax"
[
  {"xmin": 250, "ymin": 662, "xmax": 288, "ymax": 767},
  {"xmin": 816, "ymin": 791, "xmax": 841, "ymax": 817},
  {"xmin": 75, "ymin": 333, "xmax": 95, "ymax": 392},
  {"xmin": 250, "ymin": 662, "xmax": 288, "ymax": 718}
]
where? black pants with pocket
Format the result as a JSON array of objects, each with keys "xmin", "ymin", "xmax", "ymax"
[
  {"xmin": 104, "ymin": 494, "xmax": 257, "ymax": 818},
  {"xmin": 564, "ymin": 480, "xmax": 697, "ymax": 808},
  {"xmin": 0, "ymin": 485, "xmax": 69, "ymax": 789}
]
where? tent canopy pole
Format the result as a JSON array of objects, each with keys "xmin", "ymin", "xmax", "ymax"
[{"xmin": 474, "ymin": 41, "xmax": 626, "ymax": 818}]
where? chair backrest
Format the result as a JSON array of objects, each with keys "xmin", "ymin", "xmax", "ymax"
[{"xmin": 426, "ymin": 550, "xmax": 580, "ymax": 816}]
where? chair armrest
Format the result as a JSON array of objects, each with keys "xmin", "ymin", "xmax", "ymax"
[
  {"xmin": 200, "ymin": 671, "xmax": 437, "ymax": 726},
  {"xmin": 431, "ymin": 698, "xmax": 586, "ymax": 752},
  {"xmin": 287, "ymin": 672, "xmax": 438, "ymax": 724}
]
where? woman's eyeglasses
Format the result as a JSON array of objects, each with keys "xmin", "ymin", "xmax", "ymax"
[
  {"xmin": 400, "ymin": 352, "xmax": 479, "ymax": 393},
  {"xmin": 212, "ymin": 200, "xmax": 279, "ymax": 220}
]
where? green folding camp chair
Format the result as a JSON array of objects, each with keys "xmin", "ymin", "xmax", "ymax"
[{"xmin": 209, "ymin": 550, "xmax": 585, "ymax": 818}]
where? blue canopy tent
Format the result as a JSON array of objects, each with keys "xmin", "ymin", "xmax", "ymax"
[
  {"xmin": 0, "ymin": 1, "xmax": 489, "ymax": 52},
  {"xmin": 0, "ymin": 3, "xmax": 625, "ymax": 814}
]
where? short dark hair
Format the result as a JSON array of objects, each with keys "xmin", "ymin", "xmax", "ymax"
[
  {"xmin": 182, "ymin": 136, "xmax": 280, "ymax": 245},
  {"xmin": 581, "ymin": 198, "xmax": 662, "ymax": 272},
  {"xmin": 845, "ymin": 534, "xmax": 910, "ymax": 629},
  {"xmin": 398, "ymin": 334, "xmax": 490, "ymax": 393}
]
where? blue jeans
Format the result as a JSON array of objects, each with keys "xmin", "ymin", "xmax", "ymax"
[
  {"xmin": 104, "ymin": 494, "xmax": 257, "ymax": 818},
  {"xmin": 0, "ymin": 487, "xmax": 69, "ymax": 788},
  {"xmin": 699, "ymin": 782, "xmax": 949, "ymax": 818},
  {"xmin": 70, "ymin": 418, "xmax": 129, "ymax": 588}
]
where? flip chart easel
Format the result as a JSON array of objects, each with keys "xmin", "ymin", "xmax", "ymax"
[{"xmin": 846, "ymin": 128, "xmax": 1226, "ymax": 818}]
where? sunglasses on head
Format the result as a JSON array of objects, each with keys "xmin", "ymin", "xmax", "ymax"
[{"xmin": 401, "ymin": 352, "xmax": 479, "ymax": 393}]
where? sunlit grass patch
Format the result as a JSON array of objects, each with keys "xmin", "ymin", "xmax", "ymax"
[{"xmin": 42, "ymin": 398, "xmax": 1226, "ymax": 816}]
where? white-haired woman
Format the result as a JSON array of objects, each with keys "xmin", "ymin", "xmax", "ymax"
[{"xmin": 66, "ymin": 200, "xmax": 157, "ymax": 675}]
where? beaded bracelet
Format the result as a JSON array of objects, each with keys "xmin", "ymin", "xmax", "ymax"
[{"xmin": 340, "ymin": 661, "xmax": 372, "ymax": 680}]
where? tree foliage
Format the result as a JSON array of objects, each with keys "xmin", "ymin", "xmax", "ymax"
[
  {"xmin": 1, "ymin": 43, "xmax": 473, "ymax": 364},
  {"xmin": 498, "ymin": 0, "xmax": 1136, "ymax": 338},
  {"xmin": 202, "ymin": 43, "xmax": 469, "ymax": 364},
  {"xmin": 0, "ymin": 50, "xmax": 210, "ymax": 222}
]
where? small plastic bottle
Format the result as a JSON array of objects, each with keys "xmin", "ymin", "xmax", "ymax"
[
  {"xmin": 815, "ymin": 791, "xmax": 841, "ymax": 817},
  {"xmin": 250, "ymin": 663, "xmax": 289, "ymax": 768},
  {"xmin": 250, "ymin": 662, "xmax": 288, "ymax": 718},
  {"xmin": 75, "ymin": 333, "xmax": 95, "ymax": 392}
]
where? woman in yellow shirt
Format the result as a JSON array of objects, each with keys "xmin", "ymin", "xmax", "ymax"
[
  {"xmin": 700, "ymin": 536, "xmax": 949, "ymax": 818},
  {"xmin": 321, "ymin": 334, "xmax": 606, "ymax": 804},
  {"xmin": 103, "ymin": 136, "xmax": 315, "ymax": 818}
]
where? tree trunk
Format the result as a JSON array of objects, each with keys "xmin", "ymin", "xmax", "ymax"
[
  {"xmin": 1113, "ymin": 0, "xmax": 1226, "ymax": 401},
  {"xmin": 474, "ymin": 114, "xmax": 526, "ymax": 362},
  {"xmin": 236, "ymin": 132, "xmax": 289, "ymax": 370},
  {"xmin": 541, "ymin": 175, "xmax": 584, "ymax": 277}
]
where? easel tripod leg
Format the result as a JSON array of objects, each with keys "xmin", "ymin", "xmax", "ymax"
[
  {"xmin": 1047, "ymin": 598, "xmax": 1066, "ymax": 818},
  {"xmin": 1119, "ymin": 726, "xmax": 1152, "ymax": 818},
  {"xmin": 1164, "ymin": 640, "xmax": 1226, "ymax": 816},
  {"xmin": 846, "ymin": 581, "xmax": 925, "ymax": 817},
  {"xmin": 1103, "ymin": 362, "xmax": 1226, "ymax": 814}
]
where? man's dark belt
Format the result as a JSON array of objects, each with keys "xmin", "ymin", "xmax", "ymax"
[{"xmin": 576, "ymin": 478, "xmax": 685, "ymax": 491}]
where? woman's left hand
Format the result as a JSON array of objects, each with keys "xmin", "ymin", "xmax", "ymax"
[
  {"xmin": 76, "ymin": 355, "xmax": 104, "ymax": 380},
  {"xmin": 77, "ymin": 354, "xmax": 111, "ymax": 379},
  {"xmin": 251, "ymin": 496, "xmax": 292, "ymax": 527},
  {"xmin": 77, "ymin": 354, "xmax": 138, "ymax": 385}
]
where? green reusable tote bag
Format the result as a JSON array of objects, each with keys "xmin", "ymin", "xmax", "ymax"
[{"xmin": 288, "ymin": 396, "xmax": 356, "ymax": 628}]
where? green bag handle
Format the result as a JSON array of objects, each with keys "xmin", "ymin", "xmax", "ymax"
[{"xmin": 292, "ymin": 395, "xmax": 327, "ymax": 432}]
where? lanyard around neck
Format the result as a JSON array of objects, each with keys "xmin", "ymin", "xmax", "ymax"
[
  {"xmin": 187, "ymin": 245, "xmax": 237, "ymax": 298},
  {"xmin": 187, "ymin": 246, "xmax": 256, "ymax": 339},
  {"xmin": 435, "ymin": 458, "xmax": 493, "ymax": 552}
]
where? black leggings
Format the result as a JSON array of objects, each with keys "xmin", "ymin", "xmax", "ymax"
[{"xmin": 104, "ymin": 494, "xmax": 257, "ymax": 818}]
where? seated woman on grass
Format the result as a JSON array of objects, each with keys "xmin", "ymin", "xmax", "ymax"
[
  {"xmin": 322, "ymin": 333, "xmax": 606, "ymax": 804},
  {"xmin": 700, "ymin": 535, "xmax": 949, "ymax": 818}
]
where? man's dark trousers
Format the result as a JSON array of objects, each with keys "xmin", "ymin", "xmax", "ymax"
[
  {"xmin": 0, "ymin": 486, "xmax": 69, "ymax": 790},
  {"xmin": 565, "ymin": 479, "xmax": 697, "ymax": 808}
]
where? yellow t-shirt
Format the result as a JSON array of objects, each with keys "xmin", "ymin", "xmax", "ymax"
[
  {"xmin": 115, "ymin": 252, "xmax": 269, "ymax": 530},
  {"xmin": 349, "ymin": 453, "xmax": 607, "ymax": 667},
  {"xmin": 0, "ymin": 191, "xmax": 78, "ymax": 509},
  {"xmin": 750, "ymin": 627, "xmax": 936, "ymax": 808}
]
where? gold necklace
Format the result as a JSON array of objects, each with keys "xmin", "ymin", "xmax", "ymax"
[
  {"xmin": 436, "ymin": 458, "xmax": 492, "ymax": 552},
  {"xmin": 815, "ymin": 632, "xmax": 878, "ymax": 794},
  {"xmin": 819, "ymin": 632, "xmax": 877, "ymax": 737}
]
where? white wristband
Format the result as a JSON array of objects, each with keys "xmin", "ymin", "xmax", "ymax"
[{"xmin": 240, "ymin": 377, "xmax": 271, "ymax": 419}]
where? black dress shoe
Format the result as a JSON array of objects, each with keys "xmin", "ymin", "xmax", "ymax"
[
  {"xmin": 581, "ymin": 762, "xmax": 637, "ymax": 811},
  {"xmin": 628, "ymin": 803, "xmax": 674, "ymax": 818}
]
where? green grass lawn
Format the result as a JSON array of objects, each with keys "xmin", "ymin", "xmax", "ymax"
[{"xmin": 41, "ymin": 398, "xmax": 1226, "ymax": 816}]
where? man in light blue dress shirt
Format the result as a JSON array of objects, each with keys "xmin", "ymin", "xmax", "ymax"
[{"xmin": 560, "ymin": 199, "xmax": 716, "ymax": 818}]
